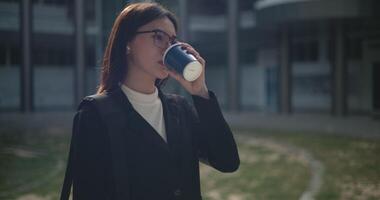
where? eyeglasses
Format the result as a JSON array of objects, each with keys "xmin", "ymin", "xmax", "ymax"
[{"xmin": 135, "ymin": 29, "xmax": 177, "ymax": 49}]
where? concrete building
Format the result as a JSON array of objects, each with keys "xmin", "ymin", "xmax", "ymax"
[
  {"xmin": 0, "ymin": 0, "xmax": 379, "ymax": 118},
  {"xmin": 254, "ymin": 0, "xmax": 380, "ymax": 117},
  {"xmin": 0, "ymin": 0, "xmax": 122, "ymax": 111}
]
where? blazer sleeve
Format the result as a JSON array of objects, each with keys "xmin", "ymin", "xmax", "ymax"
[
  {"xmin": 184, "ymin": 90, "xmax": 240, "ymax": 173},
  {"xmin": 72, "ymin": 103, "xmax": 115, "ymax": 199}
]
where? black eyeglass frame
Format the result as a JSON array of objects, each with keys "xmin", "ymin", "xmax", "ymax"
[{"xmin": 135, "ymin": 29, "xmax": 178, "ymax": 49}]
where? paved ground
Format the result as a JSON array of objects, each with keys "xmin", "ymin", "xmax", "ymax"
[
  {"xmin": 224, "ymin": 112, "xmax": 380, "ymax": 138},
  {"xmin": 0, "ymin": 111, "xmax": 73, "ymax": 134},
  {"xmin": 1, "ymin": 111, "xmax": 379, "ymax": 138}
]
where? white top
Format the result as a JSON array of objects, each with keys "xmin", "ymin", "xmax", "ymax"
[{"xmin": 120, "ymin": 84, "xmax": 167, "ymax": 142}]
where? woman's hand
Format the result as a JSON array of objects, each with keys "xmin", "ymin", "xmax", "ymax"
[{"xmin": 167, "ymin": 42, "xmax": 209, "ymax": 99}]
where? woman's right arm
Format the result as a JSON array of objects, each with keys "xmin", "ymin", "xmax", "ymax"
[{"xmin": 72, "ymin": 104, "xmax": 115, "ymax": 199}]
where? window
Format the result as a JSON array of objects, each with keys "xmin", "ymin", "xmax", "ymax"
[
  {"xmin": 291, "ymin": 40, "xmax": 319, "ymax": 62},
  {"xmin": 0, "ymin": 46, "xmax": 5, "ymax": 66},
  {"xmin": 346, "ymin": 37, "xmax": 362, "ymax": 60}
]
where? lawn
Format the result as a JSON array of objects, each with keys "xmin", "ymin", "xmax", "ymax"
[
  {"xmin": 0, "ymin": 129, "xmax": 379, "ymax": 200},
  {"xmin": 259, "ymin": 131, "xmax": 380, "ymax": 200},
  {"xmin": 199, "ymin": 135, "xmax": 310, "ymax": 200},
  {"xmin": 199, "ymin": 131, "xmax": 380, "ymax": 200},
  {"xmin": 0, "ymin": 130, "xmax": 69, "ymax": 200}
]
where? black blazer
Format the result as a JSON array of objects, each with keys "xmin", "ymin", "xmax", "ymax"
[{"xmin": 71, "ymin": 87, "xmax": 240, "ymax": 200}]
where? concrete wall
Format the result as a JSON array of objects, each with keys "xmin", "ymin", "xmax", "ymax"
[
  {"xmin": 292, "ymin": 62, "xmax": 331, "ymax": 112},
  {"xmin": 204, "ymin": 68, "xmax": 227, "ymax": 106},
  {"xmin": 347, "ymin": 60, "xmax": 372, "ymax": 113},
  {"xmin": 204, "ymin": 66, "xmax": 274, "ymax": 111},
  {"xmin": 0, "ymin": 66, "xmax": 99, "ymax": 111},
  {"xmin": 241, "ymin": 66, "xmax": 267, "ymax": 110},
  {"xmin": 0, "ymin": 67, "xmax": 20, "ymax": 110}
]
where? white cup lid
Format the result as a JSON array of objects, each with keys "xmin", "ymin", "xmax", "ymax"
[{"xmin": 183, "ymin": 61, "xmax": 202, "ymax": 82}]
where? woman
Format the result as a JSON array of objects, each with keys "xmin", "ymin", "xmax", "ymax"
[{"xmin": 61, "ymin": 2, "xmax": 239, "ymax": 200}]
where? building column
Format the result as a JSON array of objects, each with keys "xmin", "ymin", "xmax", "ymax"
[
  {"xmin": 20, "ymin": 0, "xmax": 33, "ymax": 112},
  {"xmin": 318, "ymin": 21, "xmax": 329, "ymax": 63},
  {"xmin": 6, "ymin": 45, "xmax": 11, "ymax": 67},
  {"xmin": 178, "ymin": 0, "xmax": 189, "ymax": 42},
  {"xmin": 95, "ymin": 0, "xmax": 103, "ymax": 75},
  {"xmin": 332, "ymin": 21, "xmax": 347, "ymax": 116},
  {"xmin": 227, "ymin": 0, "xmax": 239, "ymax": 111},
  {"xmin": 75, "ymin": 0, "xmax": 86, "ymax": 104},
  {"xmin": 178, "ymin": 0, "xmax": 189, "ymax": 96},
  {"xmin": 279, "ymin": 25, "xmax": 292, "ymax": 114}
]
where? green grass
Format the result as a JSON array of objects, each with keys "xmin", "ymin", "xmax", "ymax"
[
  {"xmin": 257, "ymin": 131, "xmax": 380, "ymax": 200},
  {"xmin": 0, "ymin": 130, "xmax": 70, "ymax": 200},
  {"xmin": 0, "ymin": 129, "xmax": 379, "ymax": 200},
  {"xmin": 200, "ymin": 136, "xmax": 311, "ymax": 200},
  {"xmin": 232, "ymin": 130, "xmax": 380, "ymax": 200}
]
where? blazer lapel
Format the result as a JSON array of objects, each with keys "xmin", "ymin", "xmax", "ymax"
[
  {"xmin": 158, "ymin": 89, "xmax": 183, "ymax": 162},
  {"xmin": 109, "ymin": 87, "xmax": 171, "ymax": 153}
]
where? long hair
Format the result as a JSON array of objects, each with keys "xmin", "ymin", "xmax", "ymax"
[{"xmin": 97, "ymin": 2, "xmax": 178, "ymax": 94}]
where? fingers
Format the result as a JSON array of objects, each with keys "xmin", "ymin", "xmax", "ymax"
[
  {"xmin": 168, "ymin": 69, "xmax": 188, "ymax": 85},
  {"xmin": 181, "ymin": 44, "xmax": 199, "ymax": 56},
  {"xmin": 179, "ymin": 43, "xmax": 206, "ymax": 67},
  {"xmin": 180, "ymin": 43, "xmax": 199, "ymax": 57}
]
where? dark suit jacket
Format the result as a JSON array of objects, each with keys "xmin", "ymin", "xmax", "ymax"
[{"xmin": 71, "ymin": 87, "xmax": 240, "ymax": 200}]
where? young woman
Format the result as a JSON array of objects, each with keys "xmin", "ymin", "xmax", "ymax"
[{"xmin": 61, "ymin": 2, "xmax": 239, "ymax": 200}]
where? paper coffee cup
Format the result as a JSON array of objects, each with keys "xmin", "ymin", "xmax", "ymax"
[{"xmin": 163, "ymin": 43, "xmax": 202, "ymax": 82}]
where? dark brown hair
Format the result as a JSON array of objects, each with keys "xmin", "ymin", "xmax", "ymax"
[{"xmin": 97, "ymin": 2, "xmax": 178, "ymax": 94}]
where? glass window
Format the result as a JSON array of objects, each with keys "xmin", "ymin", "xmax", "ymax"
[{"xmin": 292, "ymin": 40, "xmax": 319, "ymax": 62}]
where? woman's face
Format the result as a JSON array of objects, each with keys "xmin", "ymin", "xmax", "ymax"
[{"xmin": 127, "ymin": 17, "xmax": 176, "ymax": 81}]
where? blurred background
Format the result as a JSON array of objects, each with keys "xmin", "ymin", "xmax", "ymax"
[{"xmin": 0, "ymin": 0, "xmax": 379, "ymax": 199}]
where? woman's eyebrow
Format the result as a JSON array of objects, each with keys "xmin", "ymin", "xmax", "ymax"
[{"xmin": 154, "ymin": 28, "xmax": 176, "ymax": 38}]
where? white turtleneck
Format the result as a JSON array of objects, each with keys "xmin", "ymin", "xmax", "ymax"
[{"xmin": 120, "ymin": 84, "xmax": 167, "ymax": 142}]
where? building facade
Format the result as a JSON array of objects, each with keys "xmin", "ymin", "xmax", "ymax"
[
  {"xmin": 254, "ymin": 0, "xmax": 380, "ymax": 116},
  {"xmin": 0, "ymin": 0, "xmax": 379, "ymax": 117}
]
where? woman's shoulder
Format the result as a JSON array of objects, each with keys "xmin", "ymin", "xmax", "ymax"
[
  {"xmin": 74, "ymin": 93, "xmax": 108, "ymax": 123},
  {"xmin": 77, "ymin": 92, "xmax": 109, "ymax": 110},
  {"xmin": 74, "ymin": 98, "xmax": 106, "ymax": 132},
  {"xmin": 75, "ymin": 90, "xmax": 126, "ymax": 124}
]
